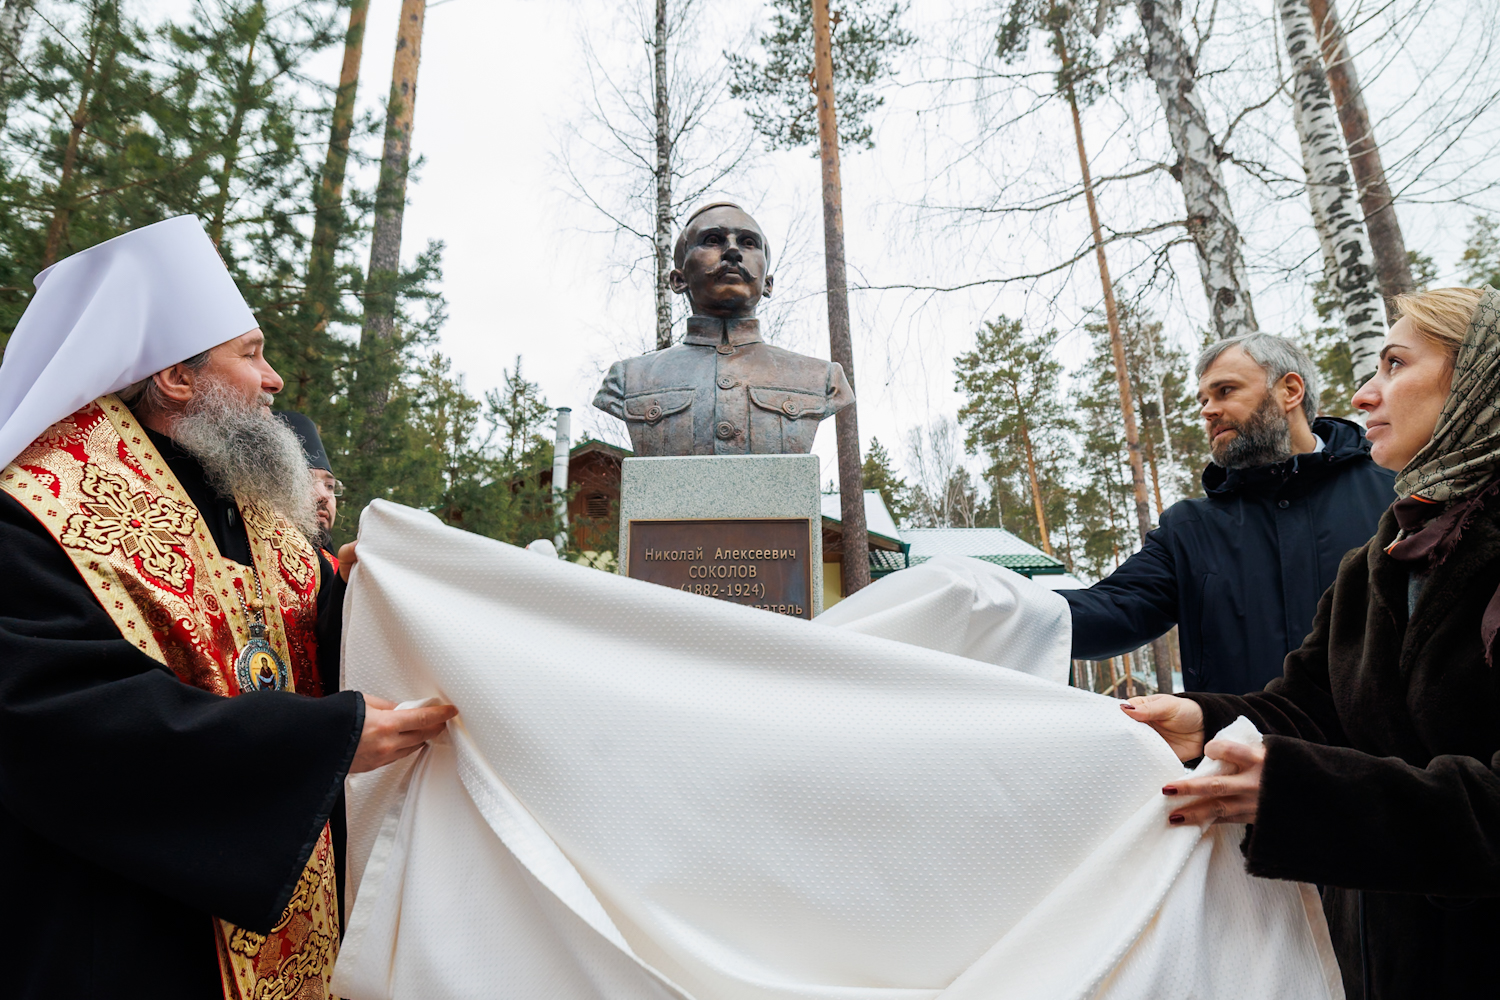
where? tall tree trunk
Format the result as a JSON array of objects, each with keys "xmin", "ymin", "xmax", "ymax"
[
  {"xmin": 0, "ymin": 0, "xmax": 36, "ymax": 132},
  {"xmin": 1058, "ymin": 30, "xmax": 1170, "ymax": 696},
  {"xmin": 1143, "ymin": 430, "xmax": 1164, "ymax": 516},
  {"xmin": 1137, "ymin": 0, "xmax": 1257, "ymax": 340},
  {"xmin": 42, "ymin": 45, "xmax": 99, "ymax": 269},
  {"xmin": 1291, "ymin": 86, "xmax": 1340, "ymax": 291},
  {"xmin": 1279, "ymin": 0, "xmax": 1386, "ymax": 381},
  {"xmin": 208, "ymin": 15, "xmax": 262, "ymax": 247},
  {"xmin": 812, "ymin": 0, "xmax": 869, "ymax": 596},
  {"xmin": 361, "ymin": 0, "xmax": 427, "ymax": 418},
  {"xmin": 652, "ymin": 0, "xmax": 672, "ymax": 351},
  {"xmin": 307, "ymin": 0, "xmax": 369, "ymax": 329},
  {"xmin": 1307, "ymin": 0, "xmax": 1410, "ymax": 312},
  {"xmin": 1016, "ymin": 412, "xmax": 1052, "ymax": 554}
]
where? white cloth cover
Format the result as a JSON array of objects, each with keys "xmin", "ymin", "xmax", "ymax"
[
  {"xmin": 334, "ymin": 501, "xmax": 1343, "ymax": 1000},
  {"xmin": 0, "ymin": 215, "xmax": 257, "ymax": 468}
]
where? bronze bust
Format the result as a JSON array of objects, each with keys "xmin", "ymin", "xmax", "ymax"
[{"xmin": 593, "ymin": 202, "xmax": 853, "ymax": 456}]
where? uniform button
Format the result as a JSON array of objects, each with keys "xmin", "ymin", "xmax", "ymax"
[
  {"xmin": 781, "ymin": 399, "xmax": 800, "ymax": 416},
  {"xmin": 717, "ymin": 375, "xmax": 735, "ymax": 390},
  {"xmin": 716, "ymin": 345, "xmax": 735, "ymax": 355},
  {"xmin": 644, "ymin": 404, "xmax": 663, "ymax": 422},
  {"xmin": 715, "ymin": 421, "xmax": 735, "ymax": 440},
  {"xmin": 1278, "ymin": 499, "xmax": 1289, "ymax": 509}
]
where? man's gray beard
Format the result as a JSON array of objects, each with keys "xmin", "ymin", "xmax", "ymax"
[
  {"xmin": 170, "ymin": 379, "xmax": 320, "ymax": 541},
  {"xmin": 1210, "ymin": 393, "xmax": 1295, "ymax": 470}
]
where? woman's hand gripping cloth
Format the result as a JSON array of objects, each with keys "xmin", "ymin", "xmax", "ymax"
[{"xmin": 332, "ymin": 501, "xmax": 1343, "ymax": 1000}]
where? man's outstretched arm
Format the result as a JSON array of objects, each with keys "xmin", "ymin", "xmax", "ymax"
[{"xmin": 1059, "ymin": 528, "xmax": 1179, "ymax": 660}]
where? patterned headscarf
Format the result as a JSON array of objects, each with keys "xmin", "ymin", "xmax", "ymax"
[
  {"xmin": 1395, "ymin": 287, "xmax": 1500, "ymax": 502},
  {"xmin": 1385, "ymin": 288, "xmax": 1500, "ymax": 663}
]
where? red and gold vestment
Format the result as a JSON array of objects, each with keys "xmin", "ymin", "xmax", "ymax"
[{"xmin": 0, "ymin": 395, "xmax": 339, "ymax": 1000}]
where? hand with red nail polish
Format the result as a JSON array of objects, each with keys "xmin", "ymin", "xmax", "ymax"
[{"xmin": 1158, "ymin": 739, "xmax": 1266, "ymax": 827}]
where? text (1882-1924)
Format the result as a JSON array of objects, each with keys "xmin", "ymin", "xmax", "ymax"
[{"xmin": 627, "ymin": 518, "xmax": 812, "ymax": 619}]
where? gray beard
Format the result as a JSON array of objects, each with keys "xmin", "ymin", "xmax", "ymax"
[
  {"xmin": 170, "ymin": 379, "xmax": 320, "ymax": 540},
  {"xmin": 1210, "ymin": 393, "xmax": 1295, "ymax": 470}
]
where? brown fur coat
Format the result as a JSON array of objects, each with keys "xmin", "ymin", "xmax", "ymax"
[{"xmin": 1186, "ymin": 502, "xmax": 1500, "ymax": 999}]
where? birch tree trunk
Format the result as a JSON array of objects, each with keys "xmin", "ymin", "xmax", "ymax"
[
  {"xmin": 1137, "ymin": 0, "xmax": 1257, "ymax": 340},
  {"xmin": 307, "ymin": 0, "xmax": 369, "ymax": 329},
  {"xmin": 361, "ymin": 0, "xmax": 427, "ymax": 416},
  {"xmin": 1291, "ymin": 86, "xmax": 1339, "ymax": 290},
  {"xmin": 812, "ymin": 0, "xmax": 869, "ymax": 595},
  {"xmin": 652, "ymin": 0, "xmax": 672, "ymax": 351},
  {"xmin": 1279, "ymin": 0, "xmax": 1385, "ymax": 381},
  {"xmin": 1306, "ymin": 0, "xmax": 1411, "ymax": 311}
]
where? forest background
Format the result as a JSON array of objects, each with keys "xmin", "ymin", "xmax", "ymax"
[{"xmin": 1, "ymin": 0, "xmax": 1499, "ymax": 585}]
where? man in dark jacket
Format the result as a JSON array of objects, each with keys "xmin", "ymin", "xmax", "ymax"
[{"xmin": 1062, "ymin": 333, "xmax": 1394, "ymax": 694}]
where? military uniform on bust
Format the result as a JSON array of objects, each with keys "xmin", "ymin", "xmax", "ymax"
[{"xmin": 594, "ymin": 316, "xmax": 852, "ymax": 456}]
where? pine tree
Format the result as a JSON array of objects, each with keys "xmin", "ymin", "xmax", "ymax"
[
  {"xmin": 860, "ymin": 438, "xmax": 915, "ymax": 525},
  {"xmin": 955, "ymin": 316, "xmax": 1073, "ymax": 554},
  {"xmin": 727, "ymin": 0, "xmax": 912, "ymax": 596}
]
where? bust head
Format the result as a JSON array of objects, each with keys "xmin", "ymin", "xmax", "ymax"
[{"xmin": 669, "ymin": 203, "xmax": 774, "ymax": 320}]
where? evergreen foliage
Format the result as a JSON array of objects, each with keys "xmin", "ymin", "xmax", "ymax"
[
  {"xmin": 860, "ymin": 437, "xmax": 915, "ymax": 524},
  {"xmin": 1461, "ymin": 215, "xmax": 1500, "ymax": 290},
  {"xmin": 0, "ymin": 0, "xmax": 558, "ymax": 551},
  {"xmin": 994, "ymin": 0, "xmax": 1119, "ymax": 104},
  {"xmin": 725, "ymin": 0, "xmax": 913, "ymax": 152},
  {"xmin": 947, "ymin": 305, "xmax": 1208, "ymax": 582},
  {"xmin": 954, "ymin": 317, "xmax": 1072, "ymax": 554}
]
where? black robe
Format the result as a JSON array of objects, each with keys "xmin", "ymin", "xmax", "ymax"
[{"xmin": 0, "ymin": 430, "xmax": 363, "ymax": 998}]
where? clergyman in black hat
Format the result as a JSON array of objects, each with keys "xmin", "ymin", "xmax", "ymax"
[{"xmin": 276, "ymin": 410, "xmax": 341, "ymax": 567}]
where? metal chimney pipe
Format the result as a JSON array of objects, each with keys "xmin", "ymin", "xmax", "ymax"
[{"xmin": 552, "ymin": 407, "xmax": 572, "ymax": 552}]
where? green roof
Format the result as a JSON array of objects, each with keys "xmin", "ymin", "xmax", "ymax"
[{"xmin": 908, "ymin": 553, "xmax": 1064, "ymax": 575}]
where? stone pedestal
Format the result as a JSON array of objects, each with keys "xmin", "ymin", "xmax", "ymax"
[{"xmin": 619, "ymin": 455, "xmax": 822, "ymax": 618}]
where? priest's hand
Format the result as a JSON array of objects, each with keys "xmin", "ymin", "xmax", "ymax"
[
  {"xmin": 338, "ymin": 541, "xmax": 358, "ymax": 583},
  {"xmin": 350, "ymin": 695, "xmax": 458, "ymax": 773},
  {"xmin": 1160, "ymin": 739, "xmax": 1265, "ymax": 827},
  {"xmin": 1121, "ymin": 694, "xmax": 1205, "ymax": 762}
]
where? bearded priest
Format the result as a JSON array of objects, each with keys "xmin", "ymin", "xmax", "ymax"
[{"xmin": 0, "ymin": 216, "xmax": 456, "ymax": 999}]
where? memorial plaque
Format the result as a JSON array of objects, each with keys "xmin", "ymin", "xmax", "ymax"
[{"xmin": 627, "ymin": 518, "xmax": 813, "ymax": 619}]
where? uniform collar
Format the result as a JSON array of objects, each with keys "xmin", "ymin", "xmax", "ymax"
[{"xmin": 683, "ymin": 316, "xmax": 763, "ymax": 347}]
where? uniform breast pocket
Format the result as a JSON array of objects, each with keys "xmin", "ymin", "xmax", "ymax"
[
  {"xmin": 623, "ymin": 387, "xmax": 696, "ymax": 454},
  {"xmin": 748, "ymin": 385, "xmax": 827, "ymax": 453}
]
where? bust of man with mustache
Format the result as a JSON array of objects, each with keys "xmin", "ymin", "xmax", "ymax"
[{"xmin": 594, "ymin": 202, "xmax": 853, "ymax": 456}]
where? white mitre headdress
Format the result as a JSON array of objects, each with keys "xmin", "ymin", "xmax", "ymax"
[{"xmin": 0, "ymin": 215, "xmax": 257, "ymax": 469}]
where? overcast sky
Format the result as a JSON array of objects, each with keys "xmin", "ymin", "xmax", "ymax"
[{"xmin": 287, "ymin": 0, "xmax": 1499, "ymax": 496}]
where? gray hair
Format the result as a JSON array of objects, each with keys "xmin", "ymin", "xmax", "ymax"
[
  {"xmin": 118, "ymin": 349, "xmax": 213, "ymax": 412},
  {"xmin": 1195, "ymin": 333, "xmax": 1319, "ymax": 424}
]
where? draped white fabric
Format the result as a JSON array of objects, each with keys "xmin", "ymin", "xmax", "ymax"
[{"xmin": 333, "ymin": 501, "xmax": 1342, "ymax": 1000}]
